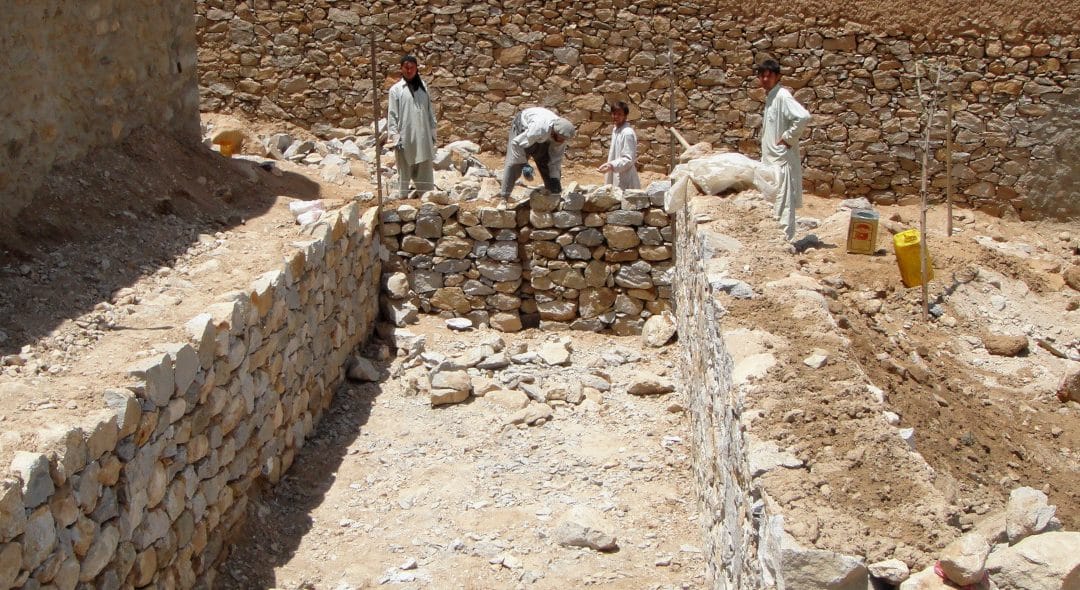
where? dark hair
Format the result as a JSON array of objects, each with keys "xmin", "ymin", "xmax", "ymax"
[
  {"xmin": 400, "ymin": 55, "xmax": 418, "ymax": 65},
  {"xmin": 610, "ymin": 101, "xmax": 631, "ymax": 116},
  {"xmin": 756, "ymin": 58, "xmax": 781, "ymax": 75}
]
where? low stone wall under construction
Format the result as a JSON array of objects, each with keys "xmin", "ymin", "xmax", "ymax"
[{"xmin": 379, "ymin": 185, "xmax": 674, "ymax": 334}]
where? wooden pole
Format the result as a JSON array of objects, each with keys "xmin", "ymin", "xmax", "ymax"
[
  {"xmin": 668, "ymin": 39, "xmax": 676, "ymax": 173},
  {"xmin": 946, "ymin": 86, "xmax": 954, "ymax": 237},
  {"xmin": 666, "ymin": 127, "xmax": 692, "ymax": 151},
  {"xmin": 916, "ymin": 62, "xmax": 932, "ymax": 321},
  {"xmin": 371, "ymin": 28, "xmax": 383, "ymax": 224}
]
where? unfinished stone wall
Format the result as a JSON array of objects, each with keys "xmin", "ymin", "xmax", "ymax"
[
  {"xmin": 379, "ymin": 186, "xmax": 673, "ymax": 334},
  {"xmin": 0, "ymin": 206, "xmax": 380, "ymax": 588},
  {"xmin": 0, "ymin": 1, "xmax": 200, "ymax": 225},
  {"xmin": 193, "ymin": 1, "xmax": 1078, "ymax": 219}
]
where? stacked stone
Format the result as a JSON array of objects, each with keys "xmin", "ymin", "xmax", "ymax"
[
  {"xmin": 194, "ymin": 0, "xmax": 1078, "ymax": 219},
  {"xmin": 379, "ymin": 185, "xmax": 674, "ymax": 334},
  {"xmin": 0, "ymin": 205, "xmax": 380, "ymax": 588}
]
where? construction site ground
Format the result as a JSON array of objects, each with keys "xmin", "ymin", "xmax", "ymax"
[{"xmin": 0, "ymin": 116, "xmax": 1076, "ymax": 588}]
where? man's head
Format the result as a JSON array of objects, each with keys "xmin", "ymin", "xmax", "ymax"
[
  {"xmin": 610, "ymin": 101, "xmax": 631, "ymax": 127},
  {"xmin": 551, "ymin": 117, "xmax": 576, "ymax": 143},
  {"xmin": 756, "ymin": 58, "xmax": 781, "ymax": 91},
  {"xmin": 400, "ymin": 55, "xmax": 419, "ymax": 81}
]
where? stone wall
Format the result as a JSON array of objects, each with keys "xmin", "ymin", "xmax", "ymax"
[
  {"xmin": 193, "ymin": 0, "xmax": 1078, "ymax": 219},
  {"xmin": 0, "ymin": 205, "xmax": 380, "ymax": 588},
  {"xmin": 669, "ymin": 175, "xmax": 762, "ymax": 588},
  {"xmin": 0, "ymin": 1, "xmax": 200, "ymax": 225},
  {"xmin": 379, "ymin": 186, "xmax": 674, "ymax": 334}
]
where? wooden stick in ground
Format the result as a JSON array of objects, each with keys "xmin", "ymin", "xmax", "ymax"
[
  {"xmin": 370, "ymin": 28, "xmax": 383, "ymax": 223},
  {"xmin": 666, "ymin": 127, "xmax": 692, "ymax": 152},
  {"xmin": 946, "ymin": 86, "xmax": 954, "ymax": 237},
  {"xmin": 915, "ymin": 61, "xmax": 933, "ymax": 321},
  {"xmin": 668, "ymin": 39, "xmax": 676, "ymax": 173}
]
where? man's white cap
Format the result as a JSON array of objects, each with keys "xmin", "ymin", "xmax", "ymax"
[{"xmin": 552, "ymin": 117, "xmax": 576, "ymax": 139}]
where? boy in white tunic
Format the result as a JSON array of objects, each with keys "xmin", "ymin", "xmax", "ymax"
[
  {"xmin": 387, "ymin": 55, "xmax": 437, "ymax": 198},
  {"xmin": 757, "ymin": 58, "xmax": 811, "ymax": 243},
  {"xmin": 597, "ymin": 101, "xmax": 641, "ymax": 190},
  {"xmin": 498, "ymin": 107, "xmax": 576, "ymax": 198}
]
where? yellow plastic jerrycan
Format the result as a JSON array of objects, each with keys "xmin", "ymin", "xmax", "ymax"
[{"xmin": 893, "ymin": 229, "xmax": 934, "ymax": 288}]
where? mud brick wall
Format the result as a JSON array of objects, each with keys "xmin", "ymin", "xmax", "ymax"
[
  {"xmin": 0, "ymin": 1, "xmax": 200, "ymax": 225},
  {"xmin": 380, "ymin": 187, "xmax": 674, "ymax": 334},
  {"xmin": 193, "ymin": 0, "xmax": 1078, "ymax": 219},
  {"xmin": 0, "ymin": 205, "xmax": 380, "ymax": 589}
]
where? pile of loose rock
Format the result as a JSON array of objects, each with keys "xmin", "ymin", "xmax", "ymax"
[
  {"xmin": 351, "ymin": 323, "xmax": 677, "ymax": 421},
  {"xmin": 894, "ymin": 487, "xmax": 1077, "ymax": 589},
  {"xmin": 205, "ymin": 122, "xmax": 491, "ymax": 190}
]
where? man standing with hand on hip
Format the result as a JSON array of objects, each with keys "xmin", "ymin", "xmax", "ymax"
[
  {"xmin": 757, "ymin": 58, "xmax": 811, "ymax": 244},
  {"xmin": 387, "ymin": 55, "xmax": 437, "ymax": 198}
]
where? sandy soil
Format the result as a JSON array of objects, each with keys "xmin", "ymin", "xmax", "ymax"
[
  {"xmin": 220, "ymin": 316, "xmax": 705, "ymax": 589},
  {"xmin": 0, "ymin": 113, "xmax": 1077, "ymax": 588}
]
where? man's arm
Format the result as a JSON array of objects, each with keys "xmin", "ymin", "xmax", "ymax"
[
  {"xmin": 779, "ymin": 92, "xmax": 811, "ymax": 146},
  {"xmin": 386, "ymin": 85, "xmax": 402, "ymax": 146}
]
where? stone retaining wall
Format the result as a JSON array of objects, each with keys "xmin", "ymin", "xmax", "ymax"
[
  {"xmin": 0, "ymin": 1, "xmax": 200, "ymax": 225},
  {"xmin": 194, "ymin": 1, "xmax": 1078, "ymax": 219},
  {"xmin": 379, "ymin": 186, "xmax": 674, "ymax": 334},
  {"xmin": 0, "ymin": 205, "xmax": 380, "ymax": 589},
  {"xmin": 669, "ymin": 176, "xmax": 762, "ymax": 588}
]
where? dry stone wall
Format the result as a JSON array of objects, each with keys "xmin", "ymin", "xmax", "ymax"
[
  {"xmin": 0, "ymin": 1, "xmax": 200, "ymax": 225},
  {"xmin": 669, "ymin": 175, "xmax": 761, "ymax": 588},
  {"xmin": 0, "ymin": 205, "xmax": 380, "ymax": 589},
  {"xmin": 379, "ymin": 186, "xmax": 674, "ymax": 334},
  {"xmin": 194, "ymin": 1, "xmax": 1078, "ymax": 219}
]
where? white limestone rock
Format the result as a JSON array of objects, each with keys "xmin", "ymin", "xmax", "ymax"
[
  {"xmin": 508, "ymin": 402, "xmax": 553, "ymax": 426},
  {"xmin": 938, "ymin": 533, "xmax": 990, "ymax": 586},
  {"xmin": 1006, "ymin": 486, "xmax": 1059, "ymax": 543},
  {"xmin": 554, "ymin": 505, "xmax": 619, "ymax": 552},
  {"xmin": 347, "ymin": 357, "xmax": 381, "ymax": 382},
  {"xmin": 868, "ymin": 558, "xmax": 910, "ymax": 585},
  {"xmin": 626, "ymin": 374, "xmax": 675, "ymax": 396},
  {"xmin": 986, "ymin": 531, "xmax": 1080, "ymax": 590},
  {"xmin": 486, "ymin": 389, "xmax": 530, "ymax": 411},
  {"xmin": 539, "ymin": 339, "xmax": 572, "ymax": 366},
  {"xmin": 641, "ymin": 312, "xmax": 677, "ymax": 347}
]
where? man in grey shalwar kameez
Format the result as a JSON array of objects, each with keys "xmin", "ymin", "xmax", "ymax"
[
  {"xmin": 757, "ymin": 58, "xmax": 811, "ymax": 243},
  {"xmin": 387, "ymin": 55, "xmax": 436, "ymax": 198},
  {"xmin": 498, "ymin": 107, "xmax": 576, "ymax": 199}
]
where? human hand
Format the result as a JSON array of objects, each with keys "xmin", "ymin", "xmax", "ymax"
[{"xmin": 598, "ymin": 163, "xmax": 611, "ymax": 173}]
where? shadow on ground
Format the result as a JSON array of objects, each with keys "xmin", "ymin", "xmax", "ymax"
[
  {"xmin": 216, "ymin": 362, "xmax": 387, "ymax": 589},
  {"xmin": 0, "ymin": 125, "xmax": 321, "ymax": 358}
]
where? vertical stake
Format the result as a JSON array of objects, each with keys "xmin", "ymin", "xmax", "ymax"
[
  {"xmin": 946, "ymin": 86, "xmax": 954, "ymax": 237},
  {"xmin": 371, "ymin": 28, "xmax": 383, "ymax": 226},
  {"xmin": 668, "ymin": 39, "xmax": 676, "ymax": 173}
]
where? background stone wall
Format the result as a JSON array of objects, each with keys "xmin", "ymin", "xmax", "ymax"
[
  {"xmin": 380, "ymin": 186, "xmax": 674, "ymax": 334},
  {"xmin": 0, "ymin": 206, "xmax": 380, "ymax": 588},
  {"xmin": 194, "ymin": 0, "xmax": 1078, "ymax": 219},
  {"xmin": 0, "ymin": 1, "xmax": 201, "ymax": 225}
]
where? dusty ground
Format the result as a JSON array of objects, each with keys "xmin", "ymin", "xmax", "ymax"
[
  {"xmin": 220, "ymin": 316, "xmax": 705, "ymax": 589},
  {"xmin": 0, "ymin": 113, "xmax": 1077, "ymax": 587}
]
